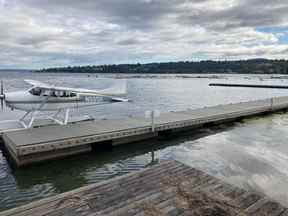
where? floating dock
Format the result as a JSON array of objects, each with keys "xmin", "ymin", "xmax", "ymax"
[
  {"xmin": 209, "ymin": 83, "xmax": 288, "ymax": 89},
  {"xmin": 1, "ymin": 160, "xmax": 287, "ymax": 216},
  {"xmin": 2, "ymin": 96, "xmax": 288, "ymax": 167}
]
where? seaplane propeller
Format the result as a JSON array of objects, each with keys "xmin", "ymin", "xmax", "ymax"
[{"xmin": 0, "ymin": 80, "xmax": 5, "ymax": 110}]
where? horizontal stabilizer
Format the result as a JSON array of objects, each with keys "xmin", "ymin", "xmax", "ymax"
[
  {"xmin": 110, "ymin": 97, "xmax": 130, "ymax": 102},
  {"xmin": 97, "ymin": 80, "xmax": 127, "ymax": 96}
]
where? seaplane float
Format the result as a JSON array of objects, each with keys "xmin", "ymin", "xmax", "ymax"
[{"xmin": 0, "ymin": 79, "xmax": 129, "ymax": 128}]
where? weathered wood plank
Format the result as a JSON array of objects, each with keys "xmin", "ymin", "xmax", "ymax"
[
  {"xmin": 234, "ymin": 192, "xmax": 263, "ymax": 209},
  {"xmin": 280, "ymin": 209, "xmax": 288, "ymax": 216},
  {"xmin": 0, "ymin": 161, "xmax": 174, "ymax": 216},
  {"xmin": 83, "ymin": 163, "xmax": 192, "ymax": 206},
  {"xmin": 95, "ymin": 188, "xmax": 165, "ymax": 216},
  {"xmin": 1, "ymin": 160, "xmax": 287, "ymax": 216},
  {"xmin": 245, "ymin": 198, "xmax": 285, "ymax": 216}
]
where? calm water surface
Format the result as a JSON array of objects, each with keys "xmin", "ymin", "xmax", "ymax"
[{"xmin": 1, "ymin": 72, "xmax": 288, "ymax": 210}]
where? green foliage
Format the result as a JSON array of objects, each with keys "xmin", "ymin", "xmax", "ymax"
[{"xmin": 36, "ymin": 59, "xmax": 288, "ymax": 74}]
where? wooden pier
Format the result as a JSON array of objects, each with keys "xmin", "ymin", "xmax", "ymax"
[
  {"xmin": 1, "ymin": 160, "xmax": 287, "ymax": 216},
  {"xmin": 2, "ymin": 96, "xmax": 288, "ymax": 167}
]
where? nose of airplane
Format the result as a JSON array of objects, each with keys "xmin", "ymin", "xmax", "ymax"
[
  {"xmin": 4, "ymin": 92, "xmax": 15, "ymax": 102},
  {"xmin": 3, "ymin": 92, "xmax": 13, "ymax": 109},
  {"xmin": 5, "ymin": 91, "xmax": 28, "ymax": 103},
  {"xmin": 4, "ymin": 91, "xmax": 29, "ymax": 111}
]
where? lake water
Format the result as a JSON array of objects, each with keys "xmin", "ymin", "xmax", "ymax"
[{"xmin": 1, "ymin": 72, "xmax": 288, "ymax": 210}]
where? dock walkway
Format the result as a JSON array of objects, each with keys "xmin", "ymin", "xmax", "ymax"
[
  {"xmin": 1, "ymin": 160, "xmax": 287, "ymax": 216},
  {"xmin": 2, "ymin": 96, "xmax": 288, "ymax": 166}
]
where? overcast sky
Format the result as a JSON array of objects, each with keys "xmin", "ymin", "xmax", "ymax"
[{"xmin": 1, "ymin": 0, "xmax": 288, "ymax": 69}]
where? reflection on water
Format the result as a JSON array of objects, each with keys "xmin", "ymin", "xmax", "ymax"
[
  {"xmin": 169, "ymin": 114, "xmax": 288, "ymax": 206},
  {"xmin": 1, "ymin": 72, "xmax": 288, "ymax": 210},
  {"xmin": 0, "ymin": 123, "xmax": 227, "ymax": 210}
]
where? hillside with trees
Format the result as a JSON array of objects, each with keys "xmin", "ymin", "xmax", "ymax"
[{"xmin": 37, "ymin": 59, "xmax": 288, "ymax": 74}]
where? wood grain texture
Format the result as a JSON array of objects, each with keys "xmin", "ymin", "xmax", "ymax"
[{"xmin": 1, "ymin": 160, "xmax": 287, "ymax": 216}]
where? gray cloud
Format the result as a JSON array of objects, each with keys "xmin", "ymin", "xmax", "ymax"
[
  {"xmin": 21, "ymin": 0, "xmax": 182, "ymax": 30},
  {"xmin": 117, "ymin": 38, "xmax": 142, "ymax": 46},
  {"xmin": 178, "ymin": 0, "xmax": 288, "ymax": 31},
  {"xmin": 0, "ymin": 0, "xmax": 287, "ymax": 69}
]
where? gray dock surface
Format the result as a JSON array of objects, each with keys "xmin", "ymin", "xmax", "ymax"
[
  {"xmin": 1, "ymin": 160, "xmax": 287, "ymax": 216},
  {"xmin": 2, "ymin": 96, "xmax": 288, "ymax": 166},
  {"xmin": 209, "ymin": 83, "xmax": 288, "ymax": 89}
]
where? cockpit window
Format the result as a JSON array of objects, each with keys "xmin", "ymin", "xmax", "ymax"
[
  {"xmin": 58, "ymin": 91, "xmax": 77, "ymax": 97},
  {"xmin": 29, "ymin": 88, "xmax": 77, "ymax": 97},
  {"xmin": 29, "ymin": 87, "xmax": 42, "ymax": 96}
]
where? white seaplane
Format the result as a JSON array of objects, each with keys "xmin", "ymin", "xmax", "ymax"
[{"xmin": 0, "ymin": 79, "xmax": 129, "ymax": 128}]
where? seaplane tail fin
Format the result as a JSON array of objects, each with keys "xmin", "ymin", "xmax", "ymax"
[{"xmin": 97, "ymin": 80, "xmax": 127, "ymax": 96}]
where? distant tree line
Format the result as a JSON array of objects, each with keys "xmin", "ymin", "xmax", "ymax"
[{"xmin": 36, "ymin": 59, "xmax": 288, "ymax": 74}]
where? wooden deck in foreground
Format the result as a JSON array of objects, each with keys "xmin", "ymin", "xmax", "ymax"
[{"xmin": 1, "ymin": 160, "xmax": 287, "ymax": 216}]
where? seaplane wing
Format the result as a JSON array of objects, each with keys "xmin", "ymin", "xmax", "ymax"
[
  {"xmin": 25, "ymin": 79, "xmax": 51, "ymax": 88},
  {"xmin": 24, "ymin": 79, "xmax": 128, "ymax": 102}
]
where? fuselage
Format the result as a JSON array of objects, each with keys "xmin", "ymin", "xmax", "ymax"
[
  {"xmin": 3, "ymin": 81, "xmax": 126, "ymax": 112},
  {"xmin": 5, "ymin": 90, "xmax": 86, "ymax": 111}
]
